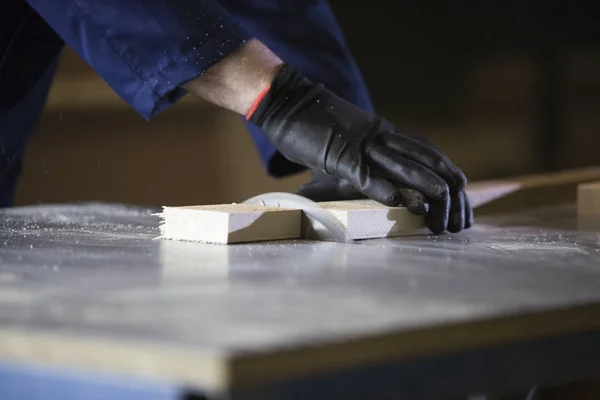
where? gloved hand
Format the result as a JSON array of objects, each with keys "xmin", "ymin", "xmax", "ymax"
[
  {"xmin": 248, "ymin": 64, "xmax": 473, "ymax": 234},
  {"xmin": 296, "ymin": 169, "xmax": 462, "ymax": 227}
]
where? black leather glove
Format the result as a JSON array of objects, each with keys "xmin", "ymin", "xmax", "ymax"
[
  {"xmin": 249, "ymin": 64, "xmax": 473, "ymax": 234},
  {"xmin": 296, "ymin": 169, "xmax": 446, "ymax": 222}
]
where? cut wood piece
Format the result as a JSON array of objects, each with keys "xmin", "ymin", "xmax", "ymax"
[
  {"xmin": 303, "ymin": 200, "xmax": 425, "ymax": 241},
  {"xmin": 158, "ymin": 204, "xmax": 301, "ymax": 244},
  {"xmin": 578, "ymin": 181, "xmax": 600, "ymax": 216}
]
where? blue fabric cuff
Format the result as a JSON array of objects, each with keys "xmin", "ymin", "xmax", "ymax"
[
  {"xmin": 26, "ymin": 0, "xmax": 252, "ymax": 120},
  {"xmin": 131, "ymin": 34, "xmax": 250, "ymax": 119}
]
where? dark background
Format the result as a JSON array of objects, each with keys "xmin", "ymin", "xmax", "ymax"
[
  {"xmin": 330, "ymin": 0, "xmax": 600, "ymax": 171},
  {"xmin": 14, "ymin": 1, "xmax": 600, "ymax": 207}
]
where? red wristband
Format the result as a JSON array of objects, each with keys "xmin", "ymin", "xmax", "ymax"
[{"xmin": 245, "ymin": 83, "xmax": 271, "ymax": 120}]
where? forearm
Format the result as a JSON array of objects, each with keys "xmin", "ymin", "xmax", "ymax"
[{"xmin": 182, "ymin": 38, "xmax": 284, "ymax": 116}]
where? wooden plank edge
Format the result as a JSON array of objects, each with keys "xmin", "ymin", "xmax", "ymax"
[
  {"xmin": 578, "ymin": 181, "xmax": 600, "ymax": 216},
  {"xmin": 156, "ymin": 205, "xmax": 302, "ymax": 244}
]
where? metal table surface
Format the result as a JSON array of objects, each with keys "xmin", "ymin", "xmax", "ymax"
[{"xmin": 1, "ymin": 203, "xmax": 600, "ymax": 399}]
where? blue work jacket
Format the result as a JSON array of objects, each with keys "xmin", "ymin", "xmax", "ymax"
[{"xmin": 0, "ymin": 0, "xmax": 373, "ymax": 206}]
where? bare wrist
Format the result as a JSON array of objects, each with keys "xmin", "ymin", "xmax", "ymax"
[{"xmin": 182, "ymin": 38, "xmax": 283, "ymax": 115}]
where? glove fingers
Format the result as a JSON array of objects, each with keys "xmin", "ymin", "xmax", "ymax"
[
  {"xmin": 397, "ymin": 188, "xmax": 429, "ymax": 215},
  {"xmin": 341, "ymin": 160, "xmax": 429, "ymax": 212},
  {"xmin": 367, "ymin": 146, "xmax": 450, "ymax": 234},
  {"xmin": 382, "ymin": 135, "xmax": 467, "ymax": 191},
  {"xmin": 352, "ymin": 169, "xmax": 400, "ymax": 207},
  {"xmin": 447, "ymin": 191, "xmax": 466, "ymax": 233},
  {"xmin": 336, "ymin": 160, "xmax": 408, "ymax": 207},
  {"xmin": 356, "ymin": 173, "xmax": 429, "ymax": 214},
  {"xmin": 367, "ymin": 145, "xmax": 450, "ymax": 203},
  {"xmin": 425, "ymin": 197, "xmax": 451, "ymax": 235}
]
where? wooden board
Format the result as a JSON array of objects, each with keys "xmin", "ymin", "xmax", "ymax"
[
  {"xmin": 468, "ymin": 166, "xmax": 600, "ymax": 215},
  {"xmin": 302, "ymin": 200, "xmax": 426, "ymax": 241},
  {"xmin": 158, "ymin": 204, "xmax": 301, "ymax": 244},
  {"xmin": 578, "ymin": 181, "xmax": 600, "ymax": 216}
]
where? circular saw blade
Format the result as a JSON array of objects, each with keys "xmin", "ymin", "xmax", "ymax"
[{"xmin": 243, "ymin": 192, "xmax": 353, "ymax": 243}]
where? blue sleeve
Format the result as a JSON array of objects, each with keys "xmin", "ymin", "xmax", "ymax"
[
  {"xmin": 219, "ymin": 0, "xmax": 375, "ymax": 177},
  {"xmin": 25, "ymin": 0, "xmax": 252, "ymax": 120}
]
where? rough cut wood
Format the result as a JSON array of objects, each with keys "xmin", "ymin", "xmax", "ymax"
[
  {"xmin": 578, "ymin": 181, "xmax": 600, "ymax": 216},
  {"xmin": 158, "ymin": 204, "xmax": 301, "ymax": 244}
]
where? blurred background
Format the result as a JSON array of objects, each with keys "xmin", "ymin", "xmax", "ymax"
[{"xmin": 14, "ymin": 1, "xmax": 600, "ymax": 207}]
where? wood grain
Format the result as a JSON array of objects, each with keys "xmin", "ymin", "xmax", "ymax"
[{"xmin": 158, "ymin": 204, "xmax": 301, "ymax": 244}]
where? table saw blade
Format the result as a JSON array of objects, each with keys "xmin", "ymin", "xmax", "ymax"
[{"xmin": 243, "ymin": 192, "xmax": 354, "ymax": 243}]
